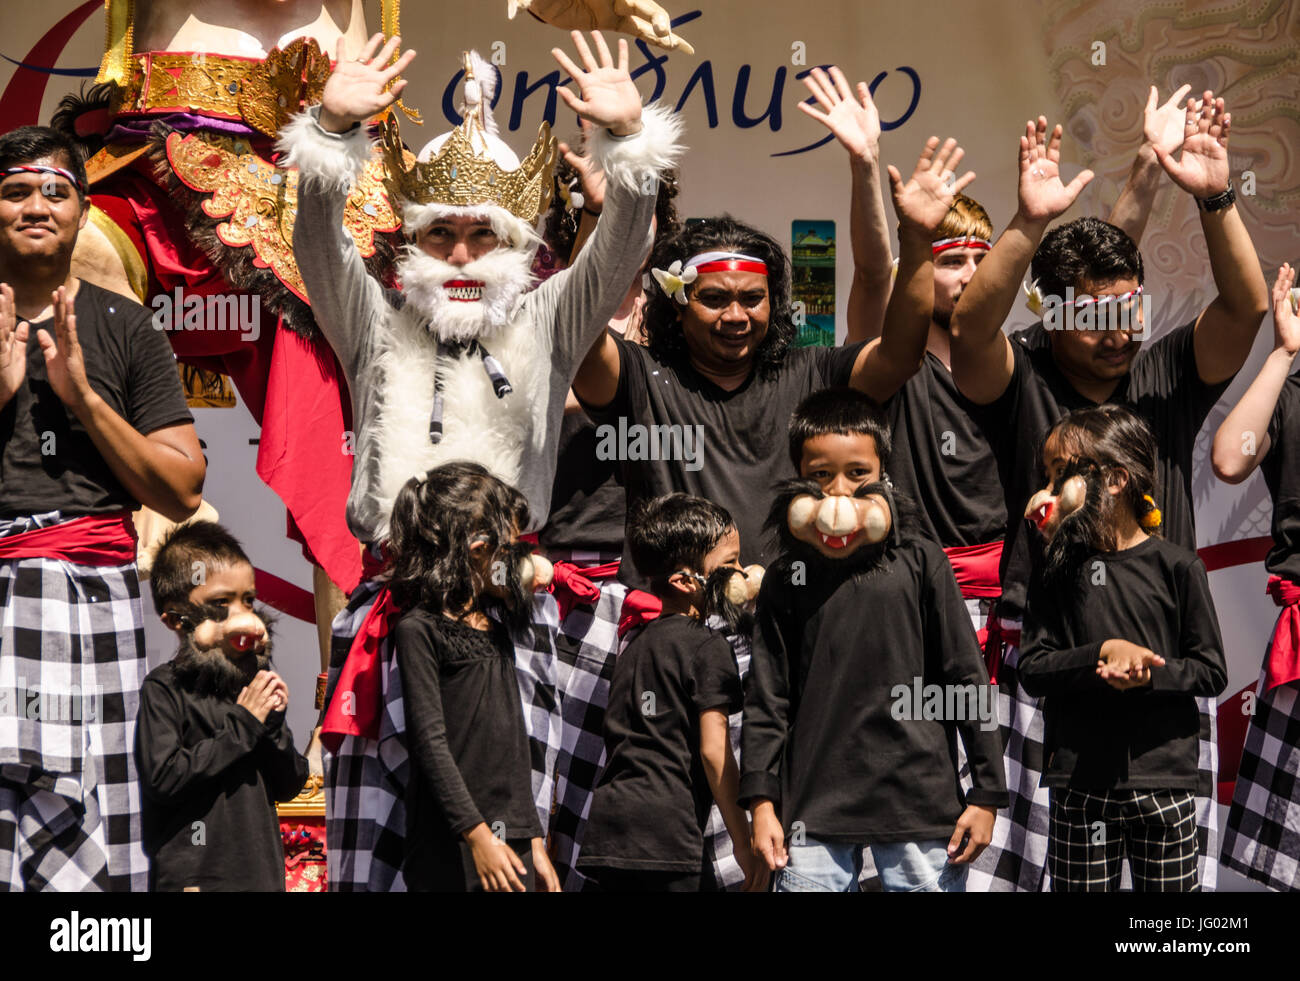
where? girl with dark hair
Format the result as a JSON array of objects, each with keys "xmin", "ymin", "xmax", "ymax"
[
  {"xmin": 1018, "ymin": 405, "xmax": 1228, "ymax": 891},
  {"xmin": 388, "ymin": 461, "xmax": 560, "ymax": 891}
]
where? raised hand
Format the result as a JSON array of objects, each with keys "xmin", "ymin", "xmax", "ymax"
[
  {"xmin": 511, "ymin": 0, "xmax": 694, "ymax": 55},
  {"xmin": 1016, "ymin": 117, "xmax": 1095, "ymax": 224},
  {"xmin": 1142, "ymin": 83, "xmax": 1194, "ymax": 159},
  {"xmin": 1272, "ymin": 263, "xmax": 1300, "ymax": 358},
  {"xmin": 1155, "ymin": 90, "xmax": 1231, "ymax": 199},
  {"xmin": 35, "ymin": 286, "xmax": 92, "ymax": 412},
  {"xmin": 319, "ymin": 33, "xmax": 417, "ymax": 133},
  {"xmin": 552, "ymin": 31, "xmax": 643, "ymax": 136},
  {"xmin": 797, "ymin": 66, "xmax": 881, "ymax": 166},
  {"xmin": 887, "ymin": 136, "xmax": 975, "ymax": 235},
  {"xmin": 0, "ymin": 284, "xmax": 30, "ymax": 410}
]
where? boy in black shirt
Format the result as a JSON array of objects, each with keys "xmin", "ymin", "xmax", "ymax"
[
  {"xmin": 136, "ymin": 522, "xmax": 308, "ymax": 891},
  {"xmin": 579, "ymin": 494, "xmax": 766, "ymax": 891},
  {"xmin": 741, "ymin": 389, "xmax": 1008, "ymax": 891}
]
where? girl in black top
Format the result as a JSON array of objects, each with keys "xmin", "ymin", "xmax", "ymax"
[
  {"xmin": 1019, "ymin": 405, "xmax": 1228, "ymax": 892},
  {"xmin": 388, "ymin": 462, "xmax": 559, "ymax": 892}
]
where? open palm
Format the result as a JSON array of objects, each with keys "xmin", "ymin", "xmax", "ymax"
[
  {"xmin": 320, "ymin": 33, "xmax": 417, "ymax": 130},
  {"xmin": 552, "ymin": 31, "xmax": 643, "ymax": 134},
  {"xmin": 888, "ymin": 137, "xmax": 975, "ymax": 234},
  {"xmin": 0, "ymin": 284, "xmax": 30, "ymax": 407},
  {"xmin": 1273, "ymin": 263, "xmax": 1300, "ymax": 357},
  {"xmin": 798, "ymin": 66, "xmax": 880, "ymax": 164},
  {"xmin": 1156, "ymin": 90, "xmax": 1230, "ymax": 198},
  {"xmin": 1017, "ymin": 116, "xmax": 1094, "ymax": 223}
]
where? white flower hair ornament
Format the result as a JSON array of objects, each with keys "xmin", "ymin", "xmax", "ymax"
[
  {"xmin": 1023, "ymin": 279, "xmax": 1046, "ymax": 318},
  {"xmin": 651, "ymin": 260, "xmax": 699, "ymax": 305}
]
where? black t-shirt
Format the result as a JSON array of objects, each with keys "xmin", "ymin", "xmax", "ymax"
[
  {"xmin": 582, "ymin": 337, "xmax": 864, "ymax": 585},
  {"xmin": 1019, "ymin": 537, "xmax": 1228, "ymax": 790},
  {"xmin": 1261, "ymin": 372, "xmax": 1300, "ymax": 583},
  {"xmin": 136, "ymin": 662, "xmax": 309, "ymax": 892},
  {"xmin": 394, "ymin": 609, "xmax": 542, "ymax": 886},
  {"xmin": 986, "ymin": 323, "xmax": 1230, "ymax": 616},
  {"xmin": 885, "ymin": 353, "xmax": 1008, "ymax": 548},
  {"xmin": 0, "ymin": 281, "xmax": 192, "ymax": 518},
  {"xmin": 738, "ymin": 537, "xmax": 1009, "ymax": 843},
  {"xmin": 578, "ymin": 614, "xmax": 741, "ymax": 872},
  {"xmin": 539, "ymin": 409, "xmax": 627, "ymax": 553}
]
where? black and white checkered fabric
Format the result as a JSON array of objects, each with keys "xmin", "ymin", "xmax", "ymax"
[
  {"xmin": 322, "ymin": 580, "xmax": 562, "ymax": 891},
  {"xmin": 1222, "ymin": 650, "xmax": 1300, "ymax": 892},
  {"xmin": 1048, "ymin": 787, "xmax": 1200, "ymax": 891},
  {"xmin": 965, "ymin": 618, "xmax": 1219, "ymax": 892},
  {"xmin": 0, "ymin": 511, "xmax": 149, "ymax": 892}
]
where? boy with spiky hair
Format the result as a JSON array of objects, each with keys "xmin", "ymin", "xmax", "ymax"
[{"xmin": 136, "ymin": 521, "xmax": 307, "ymax": 891}]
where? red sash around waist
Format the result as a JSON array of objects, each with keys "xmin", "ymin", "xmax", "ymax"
[
  {"xmin": 0, "ymin": 512, "xmax": 137, "ymax": 565},
  {"xmin": 1265, "ymin": 576, "xmax": 1300, "ymax": 692},
  {"xmin": 943, "ymin": 539, "xmax": 1004, "ymax": 599}
]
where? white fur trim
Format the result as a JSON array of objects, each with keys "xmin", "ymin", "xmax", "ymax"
[
  {"xmin": 275, "ymin": 107, "xmax": 371, "ymax": 193},
  {"xmin": 400, "ymin": 201, "xmax": 541, "ymax": 251},
  {"xmin": 589, "ymin": 102, "xmax": 684, "ymax": 197}
]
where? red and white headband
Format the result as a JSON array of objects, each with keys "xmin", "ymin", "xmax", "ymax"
[
  {"xmin": 931, "ymin": 236, "xmax": 992, "ymax": 255},
  {"xmin": 650, "ymin": 251, "xmax": 770, "ymax": 305}
]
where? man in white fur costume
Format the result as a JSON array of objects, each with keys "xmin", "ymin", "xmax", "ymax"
[{"xmin": 276, "ymin": 30, "xmax": 680, "ymax": 889}]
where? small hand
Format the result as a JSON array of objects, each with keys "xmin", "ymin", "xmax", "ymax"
[
  {"xmin": 36, "ymin": 286, "xmax": 93, "ymax": 412},
  {"xmin": 947, "ymin": 804, "xmax": 995, "ymax": 863},
  {"xmin": 1016, "ymin": 116, "xmax": 1095, "ymax": 223},
  {"xmin": 466, "ymin": 825, "xmax": 528, "ymax": 892},
  {"xmin": 1097, "ymin": 638, "xmax": 1165, "ymax": 690},
  {"xmin": 0, "ymin": 283, "xmax": 30, "ymax": 410},
  {"xmin": 738, "ymin": 841, "xmax": 772, "ymax": 892},
  {"xmin": 1153, "ymin": 90, "xmax": 1231, "ymax": 200},
  {"xmin": 319, "ymin": 33, "xmax": 417, "ymax": 133},
  {"xmin": 750, "ymin": 801, "xmax": 788, "ymax": 872},
  {"xmin": 797, "ymin": 66, "xmax": 881, "ymax": 166},
  {"xmin": 236, "ymin": 671, "xmax": 280, "ymax": 724},
  {"xmin": 887, "ymin": 136, "xmax": 976, "ymax": 235},
  {"xmin": 532, "ymin": 837, "xmax": 561, "ymax": 891},
  {"xmin": 552, "ymin": 31, "xmax": 643, "ymax": 136},
  {"xmin": 557, "ymin": 117, "xmax": 608, "ymax": 212},
  {"xmin": 1271, "ymin": 263, "xmax": 1300, "ymax": 358}
]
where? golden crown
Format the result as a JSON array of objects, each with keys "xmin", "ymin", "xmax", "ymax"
[{"xmin": 379, "ymin": 56, "xmax": 556, "ymax": 226}]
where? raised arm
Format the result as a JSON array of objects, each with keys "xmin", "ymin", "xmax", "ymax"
[
  {"xmin": 1154, "ymin": 91, "xmax": 1270, "ymax": 386},
  {"xmin": 950, "ymin": 118, "xmax": 1094, "ymax": 405},
  {"xmin": 276, "ymin": 33, "xmax": 415, "ymax": 373},
  {"xmin": 849, "ymin": 136, "xmax": 976, "ymax": 402},
  {"xmin": 1106, "ymin": 85, "xmax": 1191, "ymax": 243},
  {"xmin": 796, "ymin": 66, "xmax": 891, "ymax": 344},
  {"xmin": 1212, "ymin": 264, "xmax": 1300, "ymax": 483}
]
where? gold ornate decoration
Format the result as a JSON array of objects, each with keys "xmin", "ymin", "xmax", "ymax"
[
  {"xmin": 379, "ymin": 99, "xmax": 556, "ymax": 225},
  {"xmin": 96, "ymin": 0, "xmax": 135, "ymax": 87},
  {"xmin": 278, "ymin": 773, "xmax": 326, "ymax": 817},
  {"xmin": 164, "ymin": 131, "xmax": 402, "ymax": 304},
  {"xmin": 239, "ymin": 39, "xmax": 333, "ymax": 138}
]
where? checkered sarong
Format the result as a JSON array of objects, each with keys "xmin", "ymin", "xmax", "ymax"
[
  {"xmin": 1221, "ymin": 628, "xmax": 1300, "ymax": 891},
  {"xmin": 965, "ymin": 618, "xmax": 1219, "ymax": 892},
  {"xmin": 322, "ymin": 579, "xmax": 562, "ymax": 891},
  {"xmin": 0, "ymin": 511, "xmax": 149, "ymax": 891}
]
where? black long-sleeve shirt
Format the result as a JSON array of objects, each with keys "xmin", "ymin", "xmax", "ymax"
[
  {"xmin": 393, "ymin": 609, "xmax": 541, "ymax": 888},
  {"xmin": 739, "ymin": 537, "xmax": 1009, "ymax": 843},
  {"xmin": 1019, "ymin": 536, "xmax": 1228, "ymax": 791},
  {"xmin": 136, "ymin": 662, "xmax": 309, "ymax": 892}
]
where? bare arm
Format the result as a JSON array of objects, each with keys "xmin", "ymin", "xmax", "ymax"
[
  {"xmin": 1152, "ymin": 91, "xmax": 1269, "ymax": 385},
  {"xmin": 796, "ymin": 67, "xmax": 891, "ymax": 344},
  {"xmin": 1212, "ymin": 264, "xmax": 1299, "ymax": 483},
  {"xmin": 1107, "ymin": 85, "xmax": 1191, "ymax": 243},
  {"xmin": 950, "ymin": 118, "xmax": 1094, "ymax": 405},
  {"xmin": 700, "ymin": 709, "xmax": 751, "ymax": 871}
]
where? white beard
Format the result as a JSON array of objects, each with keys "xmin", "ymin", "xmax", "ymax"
[{"xmin": 396, "ymin": 244, "xmax": 536, "ymax": 344}]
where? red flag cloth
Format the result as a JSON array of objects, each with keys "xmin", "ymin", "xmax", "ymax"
[
  {"xmin": 319, "ymin": 547, "xmax": 396, "ymax": 753},
  {"xmin": 549, "ymin": 559, "xmax": 620, "ymax": 620},
  {"xmin": 0, "ymin": 512, "xmax": 137, "ymax": 564},
  {"xmin": 944, "ymin": 540, "xmax": 1005, "ymax": 681},
  {"xmin": 618, "ymin": 589, "xmax": 662, "ymax": 638},
  {"xmin": 1265, "ymin": 576, "xmax": 1300, "ymax": 692}
]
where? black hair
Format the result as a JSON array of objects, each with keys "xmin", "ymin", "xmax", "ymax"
[
  {"xmin": 150, "ymin": 521, "xmax": 252, "ymax": 613},
  {"xmin": 388, "ymin": 461, "xmax": 532, "ymax": 630},
  {"xmin": 627, "ymin": 493, "xmax": 735, "ymax": 595},
  {"xmin": 1040, "ymin": 403, "xmax": 1161, "ymax": 584},
  {"xmin": 642, "ymin": 215, "xmax": 797, "ymax": 380},
  {"xmin": 0, "ymin": 125, "xmax": 89, "ymax": 203},
  {"xmin": 787, "ymin": 386, "xmax": 892, "ymax": 471},
  {"xmin": 1031, "ymin": 217, "xmax": 1143, "ymax": 301},
  {"xmin": 543, "ymin": 157, "xmax": 681, "ymax": 265}
]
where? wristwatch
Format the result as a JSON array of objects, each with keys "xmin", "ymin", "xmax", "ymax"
[{"xmin": 1196, "ymin": 179, "xmax": 1235, "ymax": 213}]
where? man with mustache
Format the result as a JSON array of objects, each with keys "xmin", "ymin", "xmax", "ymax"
[
  {"xmin": 136, "ymin": 521, "xmax": 307, "ymax": 892},
  {"xmin": 278, "ymin": 29, "xmax": 680, "ymax": 889}
]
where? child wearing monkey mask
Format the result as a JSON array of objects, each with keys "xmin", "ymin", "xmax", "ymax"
[
  {"xmin": 136, "ymin": 521, "xmax": 308, "ymax": 891},
  {"xmin": 1019, "ymin": 404, "xmax": 1228, "ymax": 891}
]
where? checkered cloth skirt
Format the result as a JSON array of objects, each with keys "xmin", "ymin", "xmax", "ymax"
[
  {"xmin": 1221, "ymin": 615, "xmax": 1300, "ymax": 891},
  {"xmin": 965, "ymin": 615, "xmax": 1219, "ymax": 892},
  {"xmin": 0, "ymin": 511, "xmax": 149, "ymax": 891},
  {"xmin": 322, "ymin": 579, "xmax": 563, "ymax": 891}
]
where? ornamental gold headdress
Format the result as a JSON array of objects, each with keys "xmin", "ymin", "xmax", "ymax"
[{"xmin": 381, "ymin": 51, "xmax": 557, "ymax": 227}]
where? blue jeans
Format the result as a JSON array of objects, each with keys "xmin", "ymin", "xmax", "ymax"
[{"xmin": 775, "ymin": 837, "xmax": 968, "ymax": 892}]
